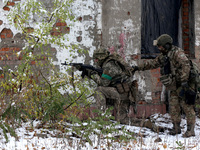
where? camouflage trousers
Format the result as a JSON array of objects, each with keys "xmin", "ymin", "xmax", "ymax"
[
  {"xmin": 169, "ymin": 90, "xmax": 196, "ymax": 125},
  {"xmin": 196, "ymin": 93, "xmax": 200, "ymax": 117},
  {"xmin": 94, "ymin": 86, "xmax": 131, "ymax": 124}
]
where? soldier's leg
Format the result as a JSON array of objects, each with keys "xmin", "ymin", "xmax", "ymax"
[
  {"xmin": 168, "ymin": 91, "xmax": 181, "ymax": 135},
  {"xmin": 94, "ymin": 86, "xmax": 107, "ymax": 111},
  {"xmin": 94, "ymin": 86, "xmax": 121, "ymax": 113},
  {"xmin": 180, "ymin": 100, "xmax": 196, "ymax": 137},
  {"xmin": 114, "ymin": 100, "xmax": 130, "ymax": 124},
  {"xmin": 195, "ymin": 93, "xmax": 200, "ymax": 118}
]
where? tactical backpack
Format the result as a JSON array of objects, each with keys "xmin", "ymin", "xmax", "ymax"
[
  {"xmin": 104, "ymin": 52, "xmax": 133, "ymax": 77},
  {"xmin": 189, "ymin": 60, "xmax": 200, "ymax": 92},
  {"xmin": 103, "ymin": 52, "xmax": 133, "ymax": 94},
  {"xmin": 189, "ymin": 60, "xmax": 200, "ymax": 112}
]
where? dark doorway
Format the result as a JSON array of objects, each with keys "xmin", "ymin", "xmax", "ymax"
[{"xmin": 141, "ymin": 0, "xmax": 182, "ymax": 59}]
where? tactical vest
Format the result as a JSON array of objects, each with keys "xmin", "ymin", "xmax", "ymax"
[
  {"xmin": 104, "ymin": 53, "xmax": 133, "ymax": 78},
  {"xmin": 189, "ymin": 60, "xmax": 200, "ymax": 92},
  {"xmin": 103, "ymin": 53, "xmax": 133, "ymax": 94},
  {"xmin": 159, "ymin": 49, "xmax": 176, "ymax": 90}
]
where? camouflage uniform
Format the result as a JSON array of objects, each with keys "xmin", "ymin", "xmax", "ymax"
[
  {"xmin": 136, "ymin": 34, "xmax": 196, "ymax": 137},
  {"xmin": 90, "ymin": 50, "xmax": 136, "ymax": 125}
]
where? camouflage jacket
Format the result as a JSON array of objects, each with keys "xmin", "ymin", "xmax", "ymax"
[
  {"xmin": 138, "ymin": 46, "xmax": 191, "ymax": 84},
  {"xmin": 91, "ymin": 55, "xmax": 132, "ymax": 87}
]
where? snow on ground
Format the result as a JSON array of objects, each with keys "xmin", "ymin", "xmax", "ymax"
[{"xmin": 0, "ymin": 113, "xmax": 200, "ymax": 150}]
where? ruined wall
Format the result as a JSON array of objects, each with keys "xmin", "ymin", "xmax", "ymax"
[
  {"xmin": 0, "ymin": 0, "xmax": 102, "ymax": 114},
  {"xmin": 195, "ymin": 0, "xmax": 200, "ymax": 61},
  {"xmin": 1, "ymin": 0, "xmax": 200, "ymax": 118}
]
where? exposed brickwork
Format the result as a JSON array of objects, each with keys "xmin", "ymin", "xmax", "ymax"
[
  {"xmin": 0, "ymin": 0, "xmax": 198, "ymax": 120},
  {"xmin": 182, "ymin": 0, "xmax": 190, "ymax": 56},
  {"xmin": 3, "ymin": 6, "xmax": 10, "ymax": 11},
  {"xmin": 0, "ymin": 28, "xmax": 13, "ymax": 39},
  {"xmin": 129, "ymin": 104, "xmax": 166, "ymax": 118},
  {"xmin": 7, "ymin": 1, "xmax": 15, "ymax": 6},
  {"xmin": 51, "ymin": 19, "xmax": 69, "ymax": 36}
]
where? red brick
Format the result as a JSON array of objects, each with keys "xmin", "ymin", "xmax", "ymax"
[
  {"xmin": 50, "ymin": 32, "xmax": 61, "ymax": 36},
  {"xmin": 183, "ymin": 3, "xmax": 189, "ymax": 7},
  {"xmin": 3, "ymin": 6, "xmax": 10, "ymax": 11},
  {"xmin": 183, "ymin": 28, "xmax": 189, "ymax": 32},
  {"xmin": 0, "ymin": 48, "xmax": 9, "ymax": 51},
  {"xmin": 31, "ymin": 61, "xmax": 36, "ymax": 65},
  {"xmin": 56, "ymin": 22, "xmax": 67, "ymax": 27},
  {"xmin": 182, "ymin": 8, "xmax": 189, "ymax": 12},
  {"xmin": 0, "ymin": 28, "xmax": 13, "ymax": 38},
  {"xmin": 182, "ymin": 16, "xmax": 189, "ymax": 20},
  {"xmin": 131, "ymin": 54, "xmax": 139, "ymax": 60},
  {"xmin": 183, "ymin": 41, "xmax": 189, "ymax": 45},
  {"xmin": 183, "ymin": 12, "xmax": 189, "ymax": 16},
  {"xmin": 7, "ymin": 1, "xmax": 15, "ymax": 6},
  {"xmin": 55, "ymin": 22, "xmax": 61, "ymax": 26},
  {"xmin": 24, "ymin": 27, "xmax": 34, "ymax": 33},
  {"xmin": 182, "ymin": 19, "xmax": 189, "ymax": 23},
  {"xmin": 0, "ymin": 35, "xmax": 5, "ymax": 39},
  {"xmin": 184, "ymin": 46, "xmax": 189, "ymax": 50},
  {"xmin": 6, "ymin": 33, "xmax": 13, "ymax": 38},
  {"xmin": 10, "ymin": 47, "xmax": 20, "ymax": 51}
]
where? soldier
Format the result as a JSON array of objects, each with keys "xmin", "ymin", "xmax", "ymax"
[
  {"xmin": 133, "ymin": 34, "xmax": 196, "ymax": 137},
  {"xmin": 86, "ymin": 48, "xmax": 137, "ymax": 125}
]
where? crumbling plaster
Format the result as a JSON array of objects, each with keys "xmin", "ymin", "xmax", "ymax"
[
  {"xmin": 195, "ymin": 0, "xmax": 200, "ymax": 60},
  {"xmin": 1, "ymin": 0, "xmax": 200, "ymax": 102}
]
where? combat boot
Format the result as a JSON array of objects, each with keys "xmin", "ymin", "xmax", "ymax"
[
  {"xmin": 169, "ymin": 122, "xmax": 181, "ymax": 135},
  {"xmin": 182, "ymin": 124, "xmax": 195, "ymax": 137}
]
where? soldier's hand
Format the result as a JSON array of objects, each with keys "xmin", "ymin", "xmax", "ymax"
[
  {"xmin": 181, "ymin": 82, "xmax": 189, "ymax": 90},
  {"xmin": 179, "ymin": 82, "xmax": 189, "ymax": 97},
  {"xmin": 74, "ymin": 65, "xmax": 81, "ymax": 70},
  {"xmin": 131, "ymin": 66, "xmax": 139, "ymax": 73},
  {"xmin": 86, "ymin": 69, "xmax": 96, "ymax": 78},
  {"xmin": 179, "ymin": 88, "xmax": 185, "ymax": 97}
]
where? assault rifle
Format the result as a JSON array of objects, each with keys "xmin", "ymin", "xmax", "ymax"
[{"xmin": 61, "ymin": 61, "xmax": 103, "ymax": 78}]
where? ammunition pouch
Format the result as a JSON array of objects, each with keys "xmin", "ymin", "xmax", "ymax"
[
  {"xmin": 160, "ymin": 74, "xmax": 176, "ymax": 90},
  {"xmin": 185, "ymin": 89, "xmax": 197, "ymax": 105},
  {"xmin": 116, "ymin": 82, "xmax": 130, "ymax": 94}
]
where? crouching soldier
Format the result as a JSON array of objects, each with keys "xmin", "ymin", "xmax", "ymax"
[{"xmin": 86, "ymin": 48, "xmax": 137, "ymax": 125}]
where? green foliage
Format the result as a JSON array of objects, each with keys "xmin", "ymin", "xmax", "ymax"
[
  {"xmin": 1, "ymin": 0, "xmax": 92, "ymax": 140},
  {"xmin": 175, "ymin": 141, "xmax": 185, "ymax": 150},
  {"xmin": 0, "ymin": 0, "xmax": 135, "ymax": 146},
  {"xmin": 67, "ymin": 107, "xmax": 135, "ymax": 147},
  {"xmin": 0, "ymin": 120, "xmax": 17, "ymax": 143}
]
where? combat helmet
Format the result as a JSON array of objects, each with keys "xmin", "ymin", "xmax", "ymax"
[
  {"xmin": 153, "ymin": 34, "xmax": 173, "ymax": 47},
  {"xmin": 93, "ymin": 48, "xmax": 110, "ymax": 66}
]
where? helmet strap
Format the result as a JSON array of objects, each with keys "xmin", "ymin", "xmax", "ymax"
[{"xmin": 163, "ymin": 43, "xmax": 172, "ymax": 51}]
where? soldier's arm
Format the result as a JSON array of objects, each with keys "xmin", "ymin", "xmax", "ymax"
[
  {"xmin": 174, "ymin": 50, "xmax": 191, "ymax": 82},
  {"xmin": 91, "ymin": 61, "xmax": 122, "ymax": 86},
  {"xmin": 137, "ymin": 54, "xmax": 163, "ymax": 71}
]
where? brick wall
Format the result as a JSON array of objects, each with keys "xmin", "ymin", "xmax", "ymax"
[
  {"xmin": 0, "ymin": 0, "xmax": 198, "ymax": 119},
  {"xmin": 182, "ymin": 0, "xmax": 190, "ymax": 56}
]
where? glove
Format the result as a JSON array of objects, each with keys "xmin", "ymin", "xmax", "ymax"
[
  {"xmin": 179, "ymin": 82, "xmax": 189, "ymax": 97},
  {"xmin": 131, "ymin": 66, "xmax": 139, "ymax": 73},
  {"xmin": 74, "ymin": 65, "xmax": 81, "ymax": 71},
  {"xmin": 181, "ymin": 82, "xmax": 189, "ymax": 90},
  {"xmin": 85, "ymin": 69, "xmax": 96, "ymax": 78}
]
